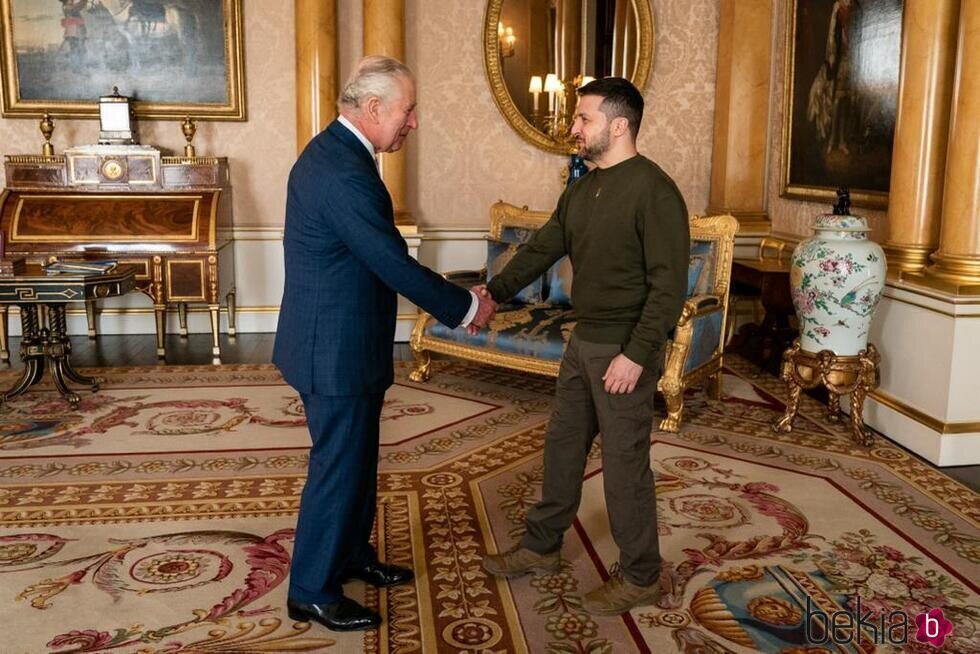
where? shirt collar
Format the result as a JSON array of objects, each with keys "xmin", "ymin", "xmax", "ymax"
[{"xmin": 338, "ymin": 114, "xmax": 377, "ymax": 158}]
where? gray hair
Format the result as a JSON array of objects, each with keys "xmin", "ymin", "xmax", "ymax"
[{"xmin": 338, "ymin": 55, "xmax": 412, "ymax": 111}]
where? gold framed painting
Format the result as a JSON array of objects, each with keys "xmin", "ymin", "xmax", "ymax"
[
  {"xmin": 0, "ymin": 0, "xmax": 245, "ymax": 120},
  {"xmin": 781, "ymin": 0, "xmax": 902, "ymax": 209}
]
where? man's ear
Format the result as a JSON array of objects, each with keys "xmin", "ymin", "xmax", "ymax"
[
  {"xmin": 612, "ymin": 116, "xmax": 629, "ymax": 137},
  {"xmin": 364, "ymin": 96, "xmax": 382, "ymax": 124}
]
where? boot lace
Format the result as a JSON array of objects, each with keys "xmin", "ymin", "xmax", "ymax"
[{"xmin": 606, "ymin": 563, "xmax": 627, "ymax": 589}]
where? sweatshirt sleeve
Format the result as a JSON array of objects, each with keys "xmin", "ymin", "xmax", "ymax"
[
  {"xmin": 486, "ymin": 196, "xmax": 567, "ymax": 304},
  {"xmin": 622, "ymin": 184, "xmax": 690, "ymax": 367}
]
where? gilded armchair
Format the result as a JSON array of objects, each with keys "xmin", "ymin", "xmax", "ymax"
[{"xmin": 409, "ymin": 202, "xmax": 738, "ymax": 432}]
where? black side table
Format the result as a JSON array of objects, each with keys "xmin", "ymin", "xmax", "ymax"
[{"xmin": 0, "ymin": 265, "xmax": 136, "ymax": 408}]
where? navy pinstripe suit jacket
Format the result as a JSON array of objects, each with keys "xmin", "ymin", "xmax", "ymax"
[{"xmin": 273, "ymin": 120, "xmax": 470, "ymax": 396}]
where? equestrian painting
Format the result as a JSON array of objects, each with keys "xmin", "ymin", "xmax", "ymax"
[{"xmin": 1, "ymin": 0, "xmax": 245, "ymax": 119}]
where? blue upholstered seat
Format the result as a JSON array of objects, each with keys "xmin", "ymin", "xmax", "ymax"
[{"xmin": 427, "ymin": 303, "xmax": 573, "ymax": 361}]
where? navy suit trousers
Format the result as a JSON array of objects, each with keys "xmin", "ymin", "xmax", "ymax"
[{"xmin": 288, "ymin": 392, "xmax": 385, "ymax": 604}]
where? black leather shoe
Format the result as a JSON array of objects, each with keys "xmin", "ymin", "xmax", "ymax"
[
  {"xmin": 287, "ymin": 597, "xmax": 381, "ymax": 631},
  {"xmin": 345, "ymin": 561, "xmax": 415, "ymax": 587}
]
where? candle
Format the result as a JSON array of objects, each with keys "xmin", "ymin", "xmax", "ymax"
[
  {"xmin": 528, "ymin": 76, "xmax": 543, "ymax": 112},
  {"xmin": 544, "ymin": 74, "xmax": 561, "ymax": 114}
]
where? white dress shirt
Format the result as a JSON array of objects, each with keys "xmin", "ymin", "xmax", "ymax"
[{"xmin": 336, "ymin": 115, "xmax": 480, "ymax": 328}]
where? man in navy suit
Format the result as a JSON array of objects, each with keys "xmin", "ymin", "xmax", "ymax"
[{"xmin": 273, "ymin": 56, "xmax": 497, "ymax": 631}]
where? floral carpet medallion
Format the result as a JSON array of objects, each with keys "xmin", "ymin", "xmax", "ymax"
[{"xmin": 0, "ymin": 359, "xmax": 975, "ymax": 652}]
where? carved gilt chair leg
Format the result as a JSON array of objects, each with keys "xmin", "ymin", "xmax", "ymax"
[
  {"xmin": 658, "ymin": 382, "xmax": 684, "ymax": 433},
  {"xmin": 408, "ymin": 347, "xmax": 432, "ymax": 383},
  {"xmin": 177, "ymin": 302, "xmax": 189, "ymax": 337},
  {"xmin": 85, "ymin": 299, "xmax": 98, "ymax": 339}
]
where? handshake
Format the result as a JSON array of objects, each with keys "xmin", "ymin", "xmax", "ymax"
[{"xmin": 467, "ymin": 284, "xmax": 498, "ymax": 335}]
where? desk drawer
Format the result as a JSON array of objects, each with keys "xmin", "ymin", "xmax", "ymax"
[{"xmin": 166, "ymin": 259, "xmax": 206, "ymax": 301}]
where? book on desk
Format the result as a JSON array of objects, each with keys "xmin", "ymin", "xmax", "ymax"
[{"xmin": 42, "ymin": 259, "xmax": 118, "ymax": 275}]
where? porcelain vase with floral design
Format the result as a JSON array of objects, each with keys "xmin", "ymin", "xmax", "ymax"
[{"xmin": 789, "ymin": 211, "xmax": 886, "ymax": 355}]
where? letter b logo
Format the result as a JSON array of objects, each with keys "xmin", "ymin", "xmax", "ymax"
[{"xmin": 915, "ymin": 608, "xmax": 952, "ymax": 647}]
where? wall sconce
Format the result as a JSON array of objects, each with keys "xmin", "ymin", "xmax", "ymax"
[{"xmin": 498, "ymin": 21, "xmax": 516, "ymax": 58}]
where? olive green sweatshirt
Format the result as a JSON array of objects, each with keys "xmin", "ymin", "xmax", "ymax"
[{"xmin": 487, "ymin": 155, "xmax": 690, "ymax": 368}]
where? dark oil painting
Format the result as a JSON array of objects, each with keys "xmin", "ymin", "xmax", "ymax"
[{"xmin": 784, "ymin": 0, "xmax": 903, "ymax": 206}]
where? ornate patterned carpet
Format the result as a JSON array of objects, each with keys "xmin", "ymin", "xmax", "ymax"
[{"xmin": 0, "ymin": 358, "xmax": 976, "ymax": 653}]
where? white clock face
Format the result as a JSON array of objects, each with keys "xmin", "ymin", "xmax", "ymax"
[
  {"xmin": 102, "ymin": 159, "xmax": 124, "ymax": 180},
  {"xmin": 100, "ymin": 103, "xmax": 130, "ymax": 132}
]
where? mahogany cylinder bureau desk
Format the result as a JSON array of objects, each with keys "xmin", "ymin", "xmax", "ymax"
[{"xmin": 0, "ymin": 146, "xmax": 236, "ymax": 362}]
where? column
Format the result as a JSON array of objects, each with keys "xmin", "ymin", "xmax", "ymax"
[
  {"xmin": 559, "ymin": 0, "xmax": 582, "ymax": 82},
  {"xmin": 364, "ymin": 0, "xmax": 413, "ymax": 227},
  {"xmin": 919, "ymin": 0, "xmax": 980, "ymax": 293},
  {"xmin": 706, "ymin": 0, "xmax": 772, "ymax": 233},
  {"xmin": 883, "ymin": 0, "xmax": 959, "ymax": 277},
  {"xmin": 295, "ymin": 0, "xmax": 339, "ymax": 154}
]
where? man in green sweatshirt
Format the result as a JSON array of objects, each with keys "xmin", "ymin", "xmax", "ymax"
[{"xmin": 480, "ymin": 78, "xmax": 689, "ymax": 615}]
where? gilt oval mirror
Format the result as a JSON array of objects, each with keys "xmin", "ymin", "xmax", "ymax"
[{"xmin": 484, "ymin": 0, "xmax": 654, "ymax": 154}]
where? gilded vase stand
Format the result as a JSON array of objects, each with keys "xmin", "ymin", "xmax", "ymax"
[{"xmin": 772, "ymin": 338, "xmax": 881, "ymax": 446}]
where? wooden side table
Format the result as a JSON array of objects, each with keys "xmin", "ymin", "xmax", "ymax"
[
  {"xmin": 0, "ymin": 265, "xmax": 136, "ymax": 408},
  {"xmin": 728, "ymin": 258, "xmax": 797, "ymax": 372}
]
